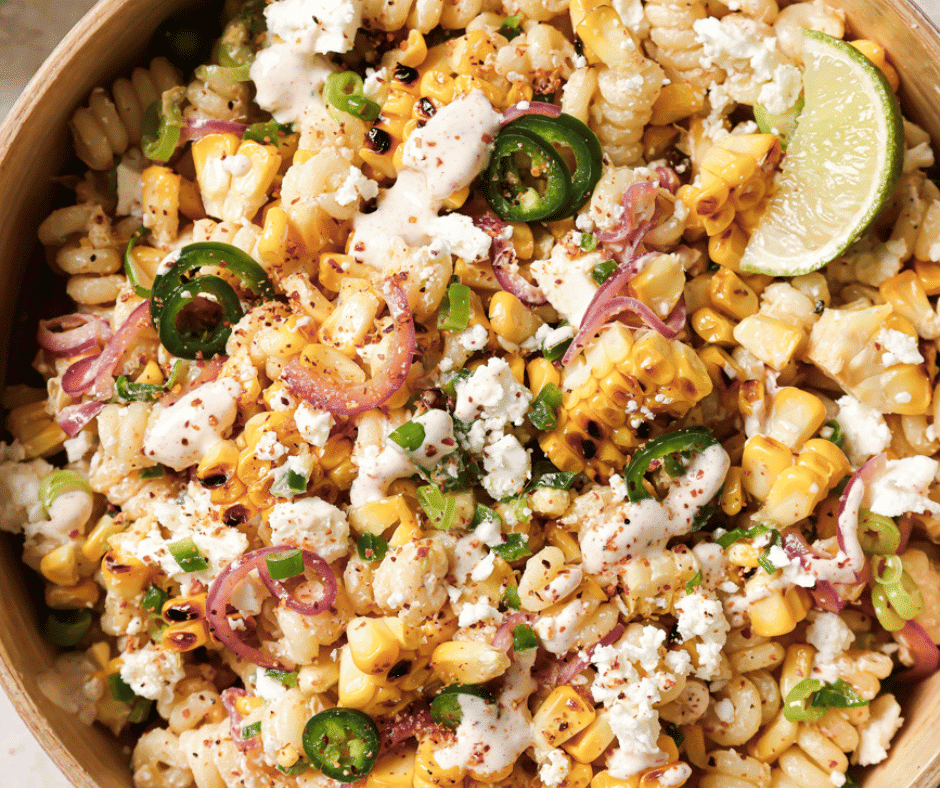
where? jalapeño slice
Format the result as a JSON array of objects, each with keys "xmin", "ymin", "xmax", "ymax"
[
  {"xmin": 302, "ymin": 708, "xmax": 380, "ymax": 783},
  {"xmin": 482, "ymin": 128, "xmax": 572, "ymax": 222},
  {"xmin": 158, "ymin": 274, "xmax": 244, "ymax": 359},
  {"xmin": 624, "ymin": 427, "xmax": 718, "ymax": 502},
  {"xmin": 430, "ymin": 684, "xmax": 496, "ymax": 730},
  {"xmin": 506, "ymin": 114, "xmax": 602, "ymax": 217}
]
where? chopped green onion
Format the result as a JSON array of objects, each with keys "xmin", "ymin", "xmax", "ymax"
[
  {"xmin": 528, "ymin": 383, "xmax": 563, "ymax": 431},
  {"xmin": 513, "ymin": 624, "xmax": 538, "ymax": 651},
  {"xmin": 529, "ymin": 461, "xmax": 577, "ymax": 490},
  {"xmin": 758, "ymin": 545, "xmax": 781, "ymax": 575},
  {"xmin": 168, "ymin": 536, "xmax": 209, "ymax": 573},
  {"xmin": 579, "ymin": 232, "xmax": 597, "ymax": 252},
  {"xmin": 139, "ymin": 465, "xmax": 167, "ymax": 479},
  {"xmin": 39, "ymin": 470, "xmax": 92, "ymax": 511},
  {"xmin": 810, "ymin": 679, "xmax": 868, "ymax": 709},
  {"xmin": 871, "ymin": 584, "xmax": 906, "ymax": 632},
  {"xmin": 417, "ymin": 485, "xmax": 457, "ymax": 530},
  {"xmin": 323, "ymin": 72, "xmax": 380, "ymax": 121},
  {"xmin": 491, "ymin": 533, "xmax": 531, "ymax": 562},
  {"xmin": 873, "ymin": 555, "xmax": 903, "ymax": 586},
  {"xmin": 541, "ymin": 328, "xmax": 572, "ymax": 362},
  {"xmin": 108, "ymin": 673, "xmax": 136, "ymax": 703},
  {"xmin": 822, "ymin": 419, "xmax": 843, "ymax": 448},
  {"xmin": 441, "ymin": 368, "xmax": 472, "ymax": 398},
  {"xmin": 783, "ymin": 678, "xmax": 826, "ymax": 722},
  {"xmin": 389, "ymin": 421, "xmax": 426, "ymax": 452},
  {"xmin": 685, "ymin": 570, "xmax": 703, "ymax": 593},
  {"xmin": 124, "ymin": 225, "xmax": 153, "ymax": 298},
  {"xmin": 471, "ymin": 504, "xmax": 502, "ymax": 530},
  {"xmin": 503, "ymin": 584, "xmax": 521, "ymax": 610},
  {"xmin": 266, "ymin": 548, "xmax": 304, "ymax": 581},
  {"xmin": 663, "ymin": 722, "xmax": 684, "ymax": 748},
  {"xmin": 271, "ymin": 468, "xmax": 309, "ymax": 499},
  {"xmin": 140, "ymin": 86, "xmax": 186, "ymax": 162},
  {"xmin": 128, "ymin": 697, "xmax": 153, "ymax": 724},
  {"xmin": 142, "ymin": 584, "xmax": 170, "ymax": 615},
  {"xmin": 277, "ymin": 760, "xmax": 311, "ymax": 777},
  {"xmin": 165, "ymin": 360, "xmax": 186, "ymax": 390},
  {"xmin": 715, "ymin": 524, "xmax": 774, "ymax": 550},
  {"xmin": 42, "ymin": 609, "xmax": 92, "ymax": 647},
  {"xmin": 114, "ymin": 375, "xmax": 164, "ymax": 403},
  {"xmin": 884, "ymin": 569, "xmax": 924, "ymax": 620},
  {"xmin": 498, "ymin": 13, "xmax": 522, "ymax": 40},
  {"xmin": 591, "ymin": 259, "xmax": 618, "ymax": 285},
  {"xmin": 438, "ymin": 283, "xmax": 473, "ymax": 332},
  {"xmin": 243, "ymin": 121, "xmax": 293, "ymax": 144},
  {"xmin": 357, "ymin": 534, "xmax": 388, "ymax": 562},
  {"xmin": 265, "ymin": 668, "xmax": 299, "ymax": 688},
  {"xmin": 287, "ymin": 469, "xmax": 309, "ymax": 494},
  {"xmin": 858, "ymin": 510, "xmax": 900, "ymax": 556},
  {"xmin": 242, "ymin": 721, "xmax": 262, "ymax": 739}
]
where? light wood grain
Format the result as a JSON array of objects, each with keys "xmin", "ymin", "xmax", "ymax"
[{"xmin": 0, "ymin": 1, "xmax": 939, "ymax": 787}]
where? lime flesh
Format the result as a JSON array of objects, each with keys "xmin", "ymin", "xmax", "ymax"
[{"xmin": 740, "ymin": 30, "xmax": 904, "ymax": 277}]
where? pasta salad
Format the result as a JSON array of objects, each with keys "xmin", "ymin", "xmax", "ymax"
[{"xmin": 3, "ymin": 0, "xmax": 940, "ymax": 787}]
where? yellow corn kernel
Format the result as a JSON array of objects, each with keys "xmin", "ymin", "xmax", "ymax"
[
  {"xmin": 533, "ymin": 686, "xmax": 596, "ymax": 747},
  {"xmin": 132, "ymin": 360, "xmax": 163, "ymax": 386},
  {"xmin": 416, "ymin": 733, "xmax": 465, "ymax": 787},
  {"xmin": 161, "ymin": 620, "xmax": 210, "ymax": 653},
  {"xmin": 643, "ymin": 125, "xmax": 680, "ymax": 162},
  {"xmin": 691, "ymin": 307, "xmax": 736, "ymax": 345},
  {"xmin": 101, "ymin": 549, "xmax": 151, "ymax": 597},
  {"xmin": 629, "ymin": 252, "xmax": 685, "ymax": 320},
  {"xmin": 348, "ymin": 617, "xmax": 401, "ymax": 675},
  {"xmin": 708, "ymin": 267, "xmax": 758, "ymax": 321},
  {"xmin": 40, "ymin": 544, "xmax": 81, "ymax": 587},
  {"xmin": 430, "ymin": 641, "xmax": 511, "ymax": 684},
  {"xmin": 367, "ymin": 747, "xmax": 416, "ymax": 788},
  {"xmin": 528, "ymin": 357, "xmax": 561, "ymax": 395},
  {"xmin": 509, "ymin": 222, "xmax": 535, "ymax": 259},
  {"xmin": 45, "ymin": 578, "xmax": 100, "ymax": 609},
  {"xmin": 196, "ymin": 439, "xmax": 240, "ymax": 486},
  {"xmin": 563, "ymin": 709, "xmax": 615, "ymax": 763},
  {"xmin": 141, "ymin": 165, "xmax": 181, "ymax": 245},
  {"xmin": 559, "ymin": 762, "xmax": 593, "ymax": 788},
  {"xmin": 649, "ymin": 82, "xmax": 705, "ymax": 125},
  {"xmin": 576, "ymin": 5, "xmax": 638, "ymax": 68},
  {"xmin": 488, "ymin": 291, "xmax": 544, "ymax": 344},
  {"xmin": 546, "ymin": 522, "xmax": 582, "ymax": 563},
  {"xmin": 741, "ymin": 435, "xmax": 794, "ymax": 501},
  {"xmin": 708, "ymin": 222, "xmax": 748, "ymax": 272},
  {"xmin": 732, "ymin": 314, "xmax": 803, "ymax": 370},
  {"xmin": 766, "ymin": 388, "xmax": 828, "ymax": 451},
  {"xmin": 701, "ymin": 200, "xmax": 737, "ymax": 236},
  {"xmin": 879, "ymin": 269, "xmax": 939, "ymax": 340},
  {"xmin": 915, "ymin": 260, "xmax": 940, "ymax": 296},
  {"xmin": 5, "ymin": 401, "xmax": 67, "ymax": 459},
  {"xmin": 850, "ymin": 40, "xmax": 900, "ymax": 91},
  {"xmin": 338, "ymin": 645, "xmax": 386, "ymax": 710},
  {"xmin": 720, "ymin": 466, "xmax": 745, "ymax": 516},
  {"xmin": 748, "ymin": 579, "xmax": 811, "ymax": 637},
  {"xmin": 234, "ymin": 694, "xmax": 265, "ymax": 716},
  {"xmin": 761, "ymin": 439, "xmax": 850, "ymax": 526},
  {"xmin": 81, "ymin": 515, "xmax": 124, "ymax": 563}
]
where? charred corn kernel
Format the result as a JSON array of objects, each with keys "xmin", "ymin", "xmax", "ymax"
[
  {"xmin": 698, "ymin": 345, "xmax": 745, "ymax": 388},
  {"xmin": 733, "ymin": 314, "xmax": 803, "ymax": 370},
  {"xmin": 318, "ymin": 252, "xmax": 372, "ymax": 294},
  {"xmin": 416, "ymin": 733, "xmax": 465, "ymax": 787},
  {"xmin": 489, "ymin": 291, "xmax": 544, "ymax": 344},
  {"xmin": 40, "ymin": 544, "xmax": 81, "ymax": 587},
  {"xmin": 708, "ymin": 222, "xmax": 748, "ymax": 271},
  {"xmin": 649, "ymin": 82, "xmax": 705, "ymax": 125},
  {"xmin": 879, "ymin": 269, "xmax": 940, "ymax": 340},
  {"xmin": 455, "ymin": 257, "xmax": 499, "ymax": 290},
  {"xmin": 850, "ymin": 40, "xmax": 900, "ymax": 90},
  {"xmin": 196, "ymin": 439, "xmax": 240, "ymax": 485},
  {"xmin": 528, "ymin": 357, "xmax": 561, "ymax": 395},
  {"xmin": 702, "ymin": 201, "xmax": 737, "ymax": 236},
  {"xmin": 82, "ymin": 515, "xmax": 124, "ymax": 563},
  {"xmin": 738, "ymin": 378, "xmax": 766, "ymax": 418},
  {"xmin": 298, "ymin": 647, "xmax": 341, "ymax": 694},
  {"xmin": 708, "ymin": 267, "xmax": 758, "ymax": 321},
  {"xmin": 741, "ymin": 435, "xmax": 794, "ymax": 501},
  {"xmin": 162, "ymin": 593, "xmax": 208, "ymax": 622},
  {"xmin": 233, "ymin": 694, "xmax": 264, "ymax": 716},
  {"xmin": 748, "ymin": 578, "xmax": 811, "ymax": 637},
  {"xmin": 430, "ymin": 641, "xmax": 511, "ymax": 684},
  {"xmin": 45, "ymin": 578, "xmax": 100, "ymax": 609},
  {"xmin": 6, "ymin": 401, "xmax": 67, "ymax": 459},
  {"xmin": 563, "ymin": 709, "xmax": 615, "ymax": 763},
  {"xmin": 161, "ymin": 620, "xmax": 210, "ymax": 653},
  {"xmin": 534, "ymin": 686, "xmax": 596, "ymax": 747},
  {"xmin": 720, "ymin": 466, "xmax": 745, "ymax": 516},
  {"xmin": 762, "ymin": 438, "xmax": 851, "ymax": 526},
  {"xmin": 766, "ymin": 388, "xmax": 828, "ymax": 451},
  {"xmin": 348, "ymin": 617, "xmax": 401, "ymax": 675},
  {"xmin": 367, "ymin": 747, "xmax": 416, "ymax": 788},
  {"xmin": 629, "ymin": 252, "xmax": 685, "ymax": 319},
  {"xmin": 685, "ymin": 274, "xmax": 712, "ymax": 314},
  {"xmin": 691, "ymin": 307, "xmax": 736, "ymax": 345},
  {"xmin": 101, "ymin": 549, "xmax": 151, "ymax": 596}
]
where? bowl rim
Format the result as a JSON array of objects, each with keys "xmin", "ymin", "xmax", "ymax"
[{"xmin": 2, "ymin": 1, "xmax": 940, "ymax": 787}]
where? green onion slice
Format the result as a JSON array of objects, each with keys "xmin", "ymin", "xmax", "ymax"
[
  {"xmin": 503, "ymin": 584, "xmax": 521, "ymax": 610},
  {"xmin": 39, "ymin": 469, "xmax": 92, "ymax": 511},
  {"xmin": 142, "ymin": 584, "xmax": 170, "ymax": 615},
  {"xmin": 579, "ymin": 232, "xmax": 597, "ymax": 251},
  {"xmin": 513, "ymin": 624, "xmax": 538, "ymax": 651},
  {"xmin": 42, "ymin": 609, "xmax": 93, "ymax": 647},
  {"xmin": 389, "ymin": 421, "xmax": 426, "ymax": 452},
  {"xmin": 871, "ymin": 584, "xmax": 907, "ymax": 632},
  {"xmin": 490, "ymin": 532, "xmax": 531, "ymax": 562},
  {"xmin": 884, "ymin": 569, "xmax": 924, "ymax": 620},
  {"xmin": 124, "ymin": 225, "xmax": 153, "ymax": 298},
  {"xmin": 265, "ymin": 548, "xmax": 304, "ymax": 581},
  {"xmin": 498, "ymin": 14, "xmax": 522, "ymax": 40},
  {"xmin": 168, "ymin": 536, "xmax": 209, "ymax": 573},
  {"xmin": 242, "ymin": 721, "xmax": 262, "ymax": 739},
  {"xmin": 873, "ymin": 555, "xmax": 903, "ymax": 586},
  {"xmin": 438, "ymin": 283, "xmax": 472, "ymax": 332},
  {"xmin": 783, "ymin": 679, "xmax": 826, "ymax": 722},
  {"xmin": 528, "ymin": 383, "xmax": 563, "ymax": 431},
  {"xmin": 277, "ymin": 759, "xmax": 311, "ymax": 777},
  {"xmin": 108, "ymin": 672, "xmax": 136, "ymax": 703},
  {"xmin": 357, "ymin": 533, "xmax": 388, "ymax": 562},
  {"xmin": 591, "ymin": 259, "xmax": 618, "ymax": 285},
  {"xmin": 685, "ymin": 570, "xmax": 703, "ymax": 593},
  {"xmin": 417, "ymin": 485, "xmax": 457, "ymax": 530},
  {"xmin": 529, "ymin": 461, "xmax": 577, "ymax": 490},
  {"xmin": 114, "ymin": 375, "xmax": 164, "ymax": 403},
  {"xmin": 822, "ymin": 419, "xmax": 843, "ymax": 448},
  {"xmin": 323, "ymin": 72, "xmax": 381, "ymax": 122},
  {"xmin": 128, "ymin": 697, "xmax": 153, "ymax": 724},
  {"xmin": 857, "ymin": 510, "xmax": 900, "ymax": 556}
]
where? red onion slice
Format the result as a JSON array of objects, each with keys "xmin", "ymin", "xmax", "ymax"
[
  {"xmin": 37, "ymin": 313, "xmax": 111, "ymax": 358},
  {"xmin": 376, "ymin": 702, "xmax": 434, "ymax": 752},
  {"xmin": 61, "ymin": 354, "xmax": 102, "ymax": 398},
  {"xmin": 655, "ymin": 166, "xmax": 681, "ymax": 195},
  {"xmin": 491, "ymin": 612, "xmax": 535, "ymax": 651},
  {"xmin": 595, "ymin": 181, "xmax": 659, "ymax": 250},
  {"xmin": 258, "ymin": 549, "xmax": 337, "ymax": 616},
  {"xmin": 837, "ymin": 453, "xmax": 886, "ymax": 578},
  {"xmin": 811, "ymin": 580, "xmax": 846, "ymax": 613},
  {"xmin": 56, "ymin": 400, "xmax": 107, "ymax": 437},
  {"xmin": 161, "ymin": 356, "xmax": 227, "ymax": 407},
  {"xmin": 555, "ymin": 623, "xmax": 625, "ymax": 686},
  {"xmin": 283, "ymin": 278, "xmax": 415, "ymax": 416},
  {"xmin": 500, "ymin": 101, "xmax": 562, "ymax": 125},
  {"xmin": 475, "ymin": 215, "xmax": 547, "ymax": 307},
  {"xmin": 221, "ymin": 688, "xmax": 261, "ymax": 751},
  {"xmin": 181, "ymin": 117, "xmax": 249, "ymax": 141},
  {"xmin": 897, "ymin": 513, "xmax": 914, "ymax": 555},
  {"xmin": 896, "ymin": 620, "xmax": 940, "ymax": 682}
]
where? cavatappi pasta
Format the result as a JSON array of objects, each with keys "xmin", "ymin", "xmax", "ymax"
[{"xmin": 3, "ymin": 1, "xmax": 940, "ymax": 788}]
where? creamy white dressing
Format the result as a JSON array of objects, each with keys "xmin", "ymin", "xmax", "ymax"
[
  {"xmin": 250, "ymin": 47, "xmax": 336, "ymax": 125},
  {"xmin": 350, "ymin": 91, "xmax": 500, "ymax": 270},
  {"xmin": 579, "ymin": 444, "xmax": 730, "ymax": 578},
  {"xmin": 142, "ymin": 378, "xmax": 240, "ymax": 471}
]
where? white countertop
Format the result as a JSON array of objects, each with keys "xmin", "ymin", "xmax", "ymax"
[{"xmin": 2, "ymin": 0, "xmax": 940, "ymax": 786}]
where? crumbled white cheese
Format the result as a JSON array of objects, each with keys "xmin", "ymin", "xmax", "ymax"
[
  {"xmin": 119, "ymin": 643, "xmax": 184, "ymax": 706},
  {"xmin": 471, "ymin": 551, "xmax": 497, "ymax": 582},
  {"xmin": 877, "ymin": 327, "xmax": 924, "ymax": 366},
  {"xmin": 295, "ymin": 403, "xmax": 334, "ymax": 448},
  {"xmin": 674, "ymin": 591, "xmax": 730, "ymax": 680},
  {"xmin": 835, "ymin": 394, "xmax": 892, "ymax": 467},
  {"xmin": 454, "ymin": 357, "xmax": 532, "ymax": 447},
  {"xmin": 254, "ymin": 668, "xmax": 289, "ymax": 701},
  {"xmin": 481, "ymin": 433, "xmax": 531, "ymax": 500},
  {"xmin": 866, "ymin": 456, "xmax": 940, "ymax": 517},
  {"xmin": 457, "ymin": 600, "xmax": 502, "ymax": 627},
  {"xmin": 429, "ymin": 213, "xmax": 492, "ymax": 263},
  {"xmin": 852, "ymin": 695, "xmax": 904, "ymax": 766},
  {"xmin": 806, "ymin": 612, "xmax": 854, "ymax": 683},
  {"xmin": 530, "ymin": 242, "xmax": 604, "ymax": 325},
  {"xmin": 267, "ymin": 497, "xmax": 350, "ymax": 563},
  {"xmin": 538, "ymin": 749, "xmax": 571, "ymax": 787},
  {"xmin": 264, "ymin": 0, "xmax": 362, "ymax": 55}
]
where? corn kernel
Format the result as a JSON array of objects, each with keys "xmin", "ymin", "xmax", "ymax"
[
  {"xmin": 533, "ymin": 686, "xmax": 596, "ymax": 747},
  {"xmin": 733, "ymin": 314, "xmax": 803, "ymax": 370},
  {"xmin": 348, "ymin": 617, "xmax": 401, "ymax": 675},
  {"xmin": 563, "ymin": 709, "xmax": 615, "ymax": 763},
  {"xmin": 367, "ymin": 747, "xmax": 416, "ymax": 788},
  {"xmin": 741, "ymin": 435, "xmax": 794, "ymax": 501},
  {"xmin": 766, "ymin": 388, "xmax": 828, "ymax": 451},
  {"xmin": 691, "ymin": 307, "xmax": 736, "ymax": 345},
  {"xmin": 708, "ymin": 267, "xmax": 758, "ymax": 321},
  {"xmin": 489, "ymin": 291, "xmax": 544, "ymax": 344},
  {"xmin": 45, "ymin": 578, "xmax": 100, "ymax": 609},
  {"xmin": 430, "ymin": 641, "xmax": 511, "ymax": 684}
]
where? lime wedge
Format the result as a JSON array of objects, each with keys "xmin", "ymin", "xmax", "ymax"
[
  {"xmin": 754, "ymin": 95, "xmax": 804, "ymax": 150},
  {"xmin": 740, "ymin": 30, "xmax": 904, "ymax": 277}
]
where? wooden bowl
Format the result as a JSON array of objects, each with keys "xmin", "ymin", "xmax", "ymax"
[{"xmin": 1, "ymin": 0, "xmax": 940, "ymax": 786}]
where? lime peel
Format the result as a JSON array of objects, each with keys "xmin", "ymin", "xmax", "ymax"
[{"xmin": 740, "ymin": 29, "xmax": 904, "ymax": 277}]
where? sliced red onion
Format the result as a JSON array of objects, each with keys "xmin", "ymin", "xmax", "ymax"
[
  {"xmin": 221, "ymin": 688, "xmax": 261, "ymax": 752},
  {"xmin": 836, "ymin": 453, "xmax": 886, "ymax": 578},
  {"xmin": 474, "ymin": 215, "xmax": 547, "ymax": 307},
  {"xmin": 897, "ymin": 513, "xmax": 914, "ymax": 554},
  {"xmin": 56, "ymin": 400, "xmax": 107, "ymax": 437},
  {"xmin": 656, "ymin": 166, "xmax": 681, "ymax": 195},
  {"xmin": 259, "ymin": 549, "xmax": 337, "ymax": 616},
  {"xmin": 376, "ymin": 702, "xmax": 434, "ymax": 752},
  {"xmin": 61, "ymin": 353, "xmax": 102, "ymax": 397},
  {"xmin": 500, "ymin": 101, "xmax": 562, "ymax": 125},
  {"xmin": 811, "ymin": 580, "xmax": 846, "ymax": 613},
  {"xmin": 161, "ymin": 356, "xmax": 227, "ymax": 407},
  {"xmin": 37, "ymin": 313, "xmax": 111, "ymax": 358},
  {"xmin": 595, "ymin": 181, "xmax": 659, "ymax": 250},
  {"xmin": 555, "ymin": 623, "xmax": 625, "ymax": 686},
  {"xmin": 491, "ymin": 612, "xmax": 534, "ymax": 651},
  {"xmin": 283, "ymin": 278, "xmax": 415, "ymax": 416},
  {"xmin": 781, "ymin": 529, "xmax": 857, "ymax": 590},
  {"xmin": 896, "ymin": 620, "xmax": 940, "ymax": 682},
  {"xmin": 181, "ymin": 117, "xmax": 249, "ymax": 141}
]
